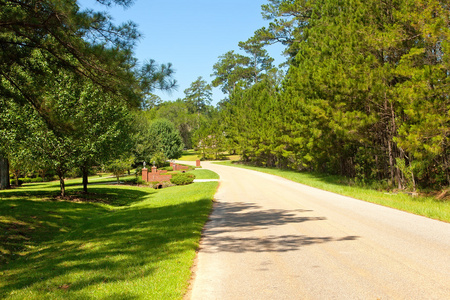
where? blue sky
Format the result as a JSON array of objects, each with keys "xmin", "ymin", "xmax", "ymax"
[{"xmin": 78, "ymin": 0, "xmax": 285, "ymax": 105}]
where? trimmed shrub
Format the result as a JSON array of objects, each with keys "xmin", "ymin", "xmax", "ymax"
[{"xmin": 170, "ymin": 173, "xmax": 195, "ymax": 185}]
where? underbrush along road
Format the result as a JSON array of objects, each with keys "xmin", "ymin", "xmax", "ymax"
[{"xmin": 182, "ymin": 161, "xmax": 450, "ymax": 299}]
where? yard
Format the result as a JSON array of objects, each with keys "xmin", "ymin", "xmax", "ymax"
[{"xmin": 0, "ymin": 173, "xmax": 218, "ymax": 299}]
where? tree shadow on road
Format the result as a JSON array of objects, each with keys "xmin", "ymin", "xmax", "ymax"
[{"xmin": 200, "ymin": 202, "xmax": 359, "ymax": 253}]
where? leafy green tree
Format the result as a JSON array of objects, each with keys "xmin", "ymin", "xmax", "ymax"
[
  {"xmin": 194, "ymin": 109, "xmax": 227, "ymax": 160},
  {"xmin": 154, "ymin": 99, "xmax": 197, "ymax": 148},
  {"xmin": 132, "ymin": 111, "xmax": 159, "ymax": 164},
  {"xmin": 149, "ymin": 119, "xmax": 184, "ymax": 160},
  {"xmin": 0, "ymin": 0, "xmax": 176, "ymax": 189}
]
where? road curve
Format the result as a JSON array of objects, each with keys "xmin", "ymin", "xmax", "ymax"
[{"xmin": 184, "ymin": 161, "xmax": 450, "ymax": 300}]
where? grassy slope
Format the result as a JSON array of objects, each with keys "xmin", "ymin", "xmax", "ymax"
[
  {"xmin": 0, "ymin": 177, "xmax": 218, "ymax": 299},
  {"xmin": 215, "ymin": 161, "xmax": 450, "ymax": 223}
]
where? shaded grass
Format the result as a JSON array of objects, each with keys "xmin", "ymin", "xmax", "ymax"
[
  {"xmin": 215, "ymin": 161, "xmax": 450, "ymax": 223},
  {"xmin": 0, "ymin": 179, "xmax": 218, "ymax": 299}
]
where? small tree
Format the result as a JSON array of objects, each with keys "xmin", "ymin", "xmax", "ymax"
[{"xmin": 106, "ymin": 156, "xmax": 135, "ymax": 184}]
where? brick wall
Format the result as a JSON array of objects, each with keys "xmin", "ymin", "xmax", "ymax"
[{"xmin": 142, "ymin": 167, "xmax": 172, "ymax": 183}]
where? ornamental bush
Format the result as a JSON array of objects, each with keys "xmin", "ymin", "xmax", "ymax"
[{"xmin": 170, "ymin": 173, "xmax": 195, "ymax": 185}]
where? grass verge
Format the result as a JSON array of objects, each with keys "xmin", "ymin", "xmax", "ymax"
[
  {"xmin": 0, "ymin": 179, "xmax": 218, "ymax": 299},
  {"xmin": 215, "ymin": 161, "xmax": 450, "ymax": 223}
]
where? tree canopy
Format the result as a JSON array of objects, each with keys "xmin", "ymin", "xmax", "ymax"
[
  {"xmin": 205, "ymin": 0, "xmax": 450, "ymax": 191},
  {"xmin": 0, "ymin": 0, "xmax": 177, "ymax": 193}
]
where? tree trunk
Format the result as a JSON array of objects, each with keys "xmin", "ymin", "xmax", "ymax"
[
  {"xmin": 59, "ymin": 176, "xmax": 65, "ymax": 197},
  {"xmin": 0, "ymin": 156, "xmax": 11, "ymax": 190},
  {"xmin": 81, "ymin": 168, "xmax": 89, "ymax": 194},
  {"xmin": 82, "ymin": 167, "xmax": 88, "ymax": 194}
]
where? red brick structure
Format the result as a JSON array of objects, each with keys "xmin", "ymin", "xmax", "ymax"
[
  {"xmin": 142, "ymin": 166, "xmax": 172, "ymax": 183},
  {"xmin": 196, "ymin": 160, "xmax": 201, "ymax": 167},
  {"xmin": 170, "ymin": 162, "xmax": 189, "ymax": 172}
]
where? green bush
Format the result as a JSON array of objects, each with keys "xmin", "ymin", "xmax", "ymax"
[
  {"xmin": 170, "ymin": 173, "xmax": 195, "ymax": 185},
  {"xmin": 18, "ymin": 177, "xmax": 43, "ymax": 183},
  {"xmin": 159, "ymin": 166, "xmax": 174, "ymax": 171}
]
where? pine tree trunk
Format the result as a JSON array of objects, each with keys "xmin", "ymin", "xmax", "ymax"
[{"xmin": 0, "ymin": 156, "xmax": 11, "ymax": 190}]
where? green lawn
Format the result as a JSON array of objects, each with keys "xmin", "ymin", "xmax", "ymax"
[
  {"xmin": 187, "ymin": 169, "xmax": 220, "ymax": 180},
  {"xmin": 179, "ymin": 150, "xmax": 200, "ymax": 161},
  {"xmin": 179, "ymin": 150, "xmax": 241, "ymax": 162},
  {"xmin": 215, "ymin": 161, "xmax": 450, "ymax": 223},
  {"xmin": 0, "ymin": 178, "xmax": 218, "ymax": 299}
]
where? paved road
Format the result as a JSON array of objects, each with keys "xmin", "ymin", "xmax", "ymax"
[{"xmin": 184, "ymin": 161, "xmax": 450, "ymax": 299}]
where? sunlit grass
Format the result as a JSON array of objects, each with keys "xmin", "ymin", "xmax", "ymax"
[
  {"xmin": 179, "ymin": 150, "xmax": 200, "ymax": 161},
  {"xmin": 179, "ymin": 150, "xmax": 241, "ymax": 162},
  {"xmin": 215, "ymin": 161, "xmax": 450, "ymax": 223},
  {"xmin": 187, "ymin": 169, "xmax": 220, "ymax": 180},
  {"xmin": 0, "ymin": 178, "xmax": 218, "ymax": 299}
]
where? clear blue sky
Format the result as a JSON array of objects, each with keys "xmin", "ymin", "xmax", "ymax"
[{"xmin": 78, "ymin": 0, "xmax": 285, "ymax": 105}]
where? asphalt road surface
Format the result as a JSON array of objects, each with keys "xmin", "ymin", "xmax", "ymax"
[{"xmin": 184, "ymin": 161, "xmax": 450, "ymax": 300}]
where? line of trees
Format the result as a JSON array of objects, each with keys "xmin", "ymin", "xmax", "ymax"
[{"xmin": 206, "ymin": 0, "xmax": 449, "ymax": 191}]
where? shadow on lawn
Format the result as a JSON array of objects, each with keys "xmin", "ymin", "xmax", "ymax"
[
  {"xmin": 0, "ymin": 185, "xmax": 211, "ymax": 298},
  {"xmin": 0, "ymin": 187, "xmax": 151, "ymax": 265},
  {"xmin": 201, "ymin": 202, "xmax": 359, "ymax": 253}
]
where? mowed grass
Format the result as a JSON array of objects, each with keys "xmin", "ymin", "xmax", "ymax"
[
  {"xmin": 179, "ymin": 150, "xmax": 200, "ymax": 161},
  {"xmin": 0, "ymin": 178, "xmax": 218, "ymax": 299},
  {"xmin": 215, "ymin": 161, "xmax": 450, "ymax": 223},
  {"xmin": 179, "ymin": 150, "xmax": 240, "ymax": 162},
  {"xmin": 187, "ymin": 169, "xmax": 220, "ymax": 180}
]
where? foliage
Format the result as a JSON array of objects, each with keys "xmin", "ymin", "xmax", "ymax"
[
  {"xmin": 150, "ymin": 151, "xmax": 168, "ymax": 168},
  {"xmin": 149, "ymin": 118, "xmax": 184, "ymax": 160},
  {"xmin": 170, "ymin": 173, "xmax": 196, "ymax": 185},
  {"xmin": 0, "ymin": 0, "xmax": 176, "ymax": 193},
  {"xmin": 183, "ymin": 76, "xmax": 212, "ymax": 114},
  {"xmin": 106, "ymin": 156, "xmax": 135, "ymax": 184},
  {"xmin": 212, "ymin": 51, "xmax": 253, "ymax": 94},
  {"xmin": 194, "ymin": 110, "xmax": 227, "ymax": 160},
  {"xmin": 205, "ymin": 0, "xmax": 450, "ymax": 191},
  {"xmin": 154, "ymin": 100, "xmax": 196, "ymax": 148}
]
